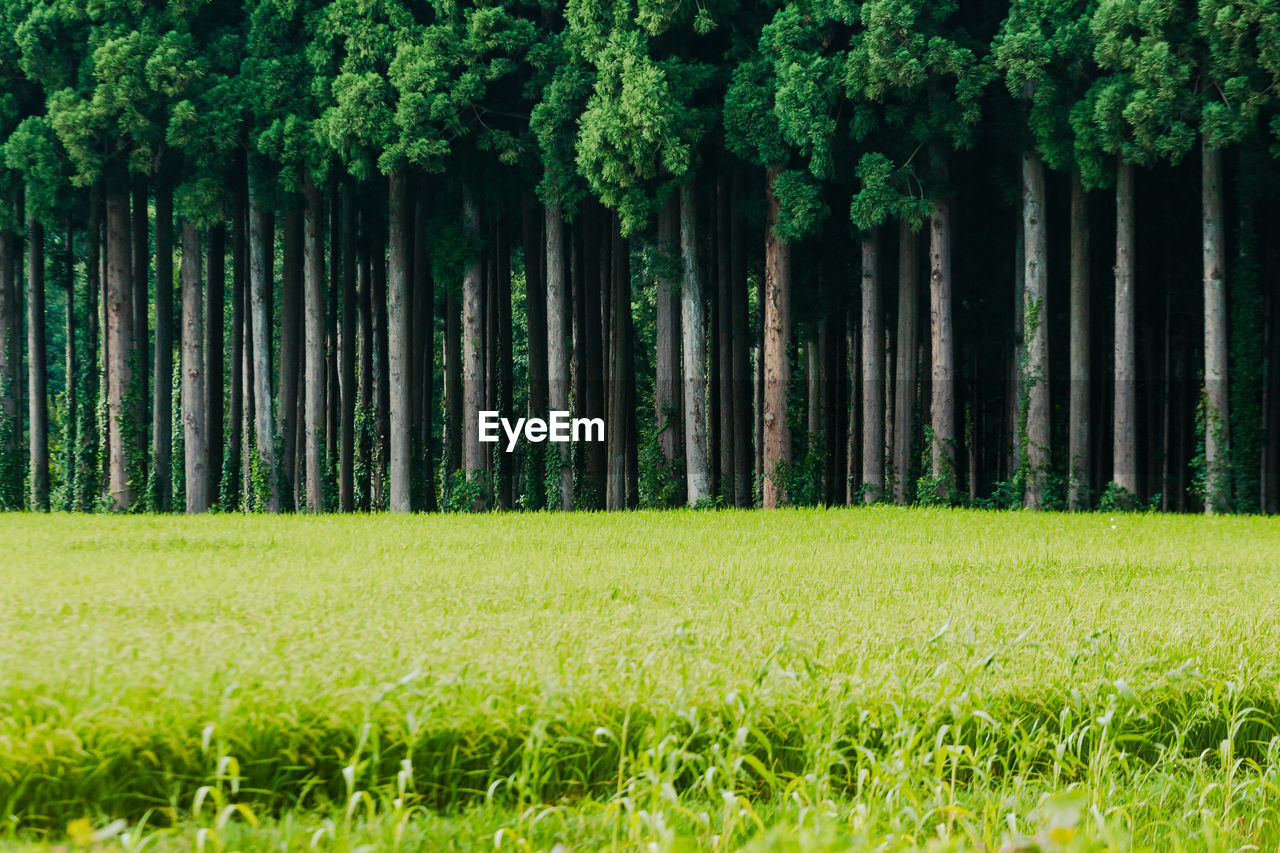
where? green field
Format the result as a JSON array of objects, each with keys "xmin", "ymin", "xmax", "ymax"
[{"xmin": 3, "ymin": 509, "xmax": 1280, "ymax": 851}]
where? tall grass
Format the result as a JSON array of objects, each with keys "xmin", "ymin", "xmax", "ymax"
[{"xmin": 1, "ymin": 508, "xmax": 1278, "ymax": 850}]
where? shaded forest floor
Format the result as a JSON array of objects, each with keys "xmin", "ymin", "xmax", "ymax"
[{"xmin": 2, "ymin": 509, "xmax": 1279, "ymax": 851}]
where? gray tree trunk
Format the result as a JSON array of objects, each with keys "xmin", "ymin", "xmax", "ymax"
[
  {"xmin": 152, "ymin": 187, "xmax": 173, "ymax": 511},
  {"xmin": 27, "ymin": 217, "xmax": 48, "ymax": 510},
  {"xmin": 763, "ymin": 168, "xmax": 791, "ymax": 508},
  {"xmin": 893, "ymin": 220, "xmax": 917, "ymax": 504},
  {"xmin": 680, "ymin": 182, "xmax": 710, "ymax": 506},
  {"xmin": 387, "ymin": 170, "xmax": 412, "ymax": 512},
  {"xmin": 248, "ymin": 171, "xmax": 279, "ymax": 512},
  {"xmin": 1202, "ymin": 141, "xmax": 1229, "ymax": 514},
  {"xmin": 0, "ymin": 216, "xmax": 22, "ymax": 509},
  {"xmin": 106, "ymin": 177, "xmax": 136, "ymax": 511},
  {"xmin": 1068, "ymin": 172, "xmax": 1091, "ymax": 511},
  {"xmin": 928, "ymin": 145, "xmax": 956, "ymax": 499},
  {"xmin": 278, "ymin": 205, "xmax": 302, "ymax": 510},
  {"xmin": 461, "ymin": 187, "xmax": 485, "ymax": 501},
  {"xmin": 861, "ymin": 228, "xmax": 883, "ymax": 503},
  {"xmin": 1114, "ymin": 160, "xmax": 1137, "ymax": 498},
  {"xmin": 655, "ymin": 195, "xmax": 682, "ymax": 474},
  {"xmin": 304, "ymin": 181, "xmax": 325, "ymax": 512},
  {"xmin": 181, "ymin": 221, "xmax": 208, "ymax": 513},
  {"xmin": 545, "ymin": 199, "xmax": 572, "ymax": 510},
  {"xmin": 1022, "ymin": 151, "xmax": 1050, "ymax": 508}
]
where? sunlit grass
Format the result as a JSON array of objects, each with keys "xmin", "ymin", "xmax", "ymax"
[{"xmin": 1, "ymin": 508, "xmax": 1278, "ymax": 850}]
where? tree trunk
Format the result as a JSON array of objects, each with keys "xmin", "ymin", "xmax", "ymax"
[
  {"xmin": 1068, "ymin": 172, "xmax": 1090, "ymax": 510},
  {"xmin": 132, "ymin": 178, "xmax": 149, "ymax": 481},
  {"xmin": 655, "ymin": 195, "xmax": 682, "ymax": 479},
  {"xmin": 1202, "ymin": 141, "xmax": 1229, "ymax": 514},
  {"xmin": 1022, "ymin": 151, "xmax": 1050, "ymax": 508},
  {"xmin": 181, "ymin": 221, "xmax": 208, "ymax": 513},
  {"xmin": 205, "ymin": 223, "xmax": 225, "ymax": 509},
  {"xmin": 0, "ymin": 211, "xmax": 21, "ymax": 509},
  {"xmin": 607, "ymin": 221, "xmax": 632, "ymax": 510},
  {"xmin": 522, "ymin": 194, "xmax": 547, "ymax": 510},
  {"xmin": 861, "ymin": 227, "xmax": 884, "ymax": 503},
  {"xmin": 717, "ymin": 174, "xmax": 734, "ymax": 503},
  {"xmin": 85, "ymin": 185, "xmax": 102, "ymax": 505},
  {"xmin": 928, "ymin": 144, "xmax": 956, "ymax": 500},
  {"xmin": 106, "ymin": 174, "xmax": 137, "ymax": 511},
  {"xmin": 1114, "ymin": 160, "xmax": 1137, "ymax": 498},
  {"xmin": 225, "ymin": 168, "xmax": 247, "ymax": 510},
  {"xmin": 339, "ymin": 180, "xmax": 357, "ymax": 511},
  {"xmin": 583, "ymin": 206, "xmax": 606, "ymax": 507},
  {"xmin": 148, "ymin": 184, "xmax": 173, "ymax": 511},
  {"xmin": 461, "ymin": 187, "xmax": 485, "ymax": 501},
  {"xmin": 387, "ymin": 170, "xmax": 412, "ymax": 512},
  {"xmin": 414, "ymin": 183, "xmax": 435, "ymax": 511},
  {"xmin": 497, "ymin": 212, "xmax": 514, "ymax": 509},
  {"xmin": 893, "ymin": 219, "xmax": 918, "ymax": 505},
  {"xmin": 762, "ymin": 168, "xmax": 791, "ymax": 508},
  {"xmin": 681, "ymin": 182, "xmax": 710, "ymax": 506},
  {"xmin": 730, "ymin": 170, "xmax": 751, "ymax": 508},
  {"xmin": 845, "ymin": 309, "xmax": 858, "ymax": 505},
  {"xmin": 277, "ymin": 204, "xmax": 303, "ymax": 510},
  {"xmin": 301, "ymin": 181, "xmax": 325, "ymax": 512},
  {"xmin": 27, "ymin": 217, "xmax": 48, "ymax": 510},
  {"xmin": 248, "ymin": 169, "xmax": 279, "ymax": 512},
  {"xmin": 546, "ymin": 199, "xmax": 572, "ymax": 510},
  {"xmin": 326, "ymin": 189, "xmax": 340, "ymax": 474},
  {"xmin": 63, "ymin": 217, "xmax": 77, "ymax": 510},
  {"xmin": 372, "ymin": 214, "xmax": 390, "ymax": 508}
]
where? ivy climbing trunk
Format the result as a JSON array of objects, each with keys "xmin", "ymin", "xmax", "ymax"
[
  {"xmin": 762, "ymin": 168, "xmax": 791, "ymax": 509},
  {"xmin": 1022, "ymin": 151, "xmax": 1049, "ymax": 509},
  {"xmin": 180, "ymin": 221, "xmax": 208, "ymax": 514},
  {"xmin": 1202, "ymin": 141, "xmax": 1229, "ymax": 515},
  {"xmin": 655, "ymin": 195, "xmax": 681, "ymax": 482},
  {"xmin": 680, "ymin": 182, "xmax": 710, "ymax": 507}
]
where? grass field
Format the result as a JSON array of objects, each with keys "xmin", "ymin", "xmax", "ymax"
[{"xmin": 2, "ymin": 508, "xmax": 1280, "ymax": 851}]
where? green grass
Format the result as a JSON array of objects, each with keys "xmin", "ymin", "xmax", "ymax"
[{"xmin": 2, "ymin": 508, "xmax": 1279, "ymax": 851}]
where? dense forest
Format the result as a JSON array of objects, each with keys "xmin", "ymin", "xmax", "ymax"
[{"xmin": 0, "ymin": 0, "xmax": 1277, "ymax": 515}]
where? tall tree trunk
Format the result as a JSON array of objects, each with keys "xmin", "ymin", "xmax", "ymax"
[
  {"xmin": 522, "ymin": 194, "xmax": 547, "ymax": 510},
  {"xmin": 893, "ymin": 219, "xmax": 918, "ymax": 505},
  {"xmin": 205, "ymin": 223, "xmax": 225, "ymax": 509},
  {"xmin": 387, "ymin": 170, "xmax": 412, "ymax": 512},
  {"xmin": 339, "ymin": 180, "xmax": 357, "ymax": 511},
  {"xmin": 372, "ymin": 209, "xmax": 390, "ymax": 508},
  {"xmin": 63, "ymin": 217, "xmax": 78, "ymax": 510},
  {"xmin": 655, "ymin": 195, "xmax": 682, "ymax": 479},
  {"xmin": 413, "ymin": 183, "xmax": 435, "ymax": 511},
  {"xmin": 762, "ymin": 168, "xmax": 791, "ymax": 508},
  {"xmin": 461, "ymin": 187, "xmax": 485, "ymax": 502},
  {"xmin": 717, "ymin": 174, "xmax": 734, "ymax": 503},
  {"xmin": 928, "ymin": 144, "xmax": 956, "ymax": 500},
  {"xmin": 106, "ymin": 172, "xmax": 137, "ymax": 511},
  {"xmin": 132, "ymin": 178, "xmax": 149, "ymax": 481},
  {"xmin": 1202, "ymin": 141, "xmax": 1229, "ymax": 514},
  {"xmin": 1068, "ymin": 172, "xmax": 1091, "ymax": 511},
  {"xmin": 277, "ymin": 204, "xmax": 303, "ymax": 510},
  {"xmin": 150, "ymin": 184, "xmax": 173, "ymax": 511},
  {"xmin": 304, "ymin": 181, "xmax": 325, "ymax": 512},
  {"xmin": 497, "ymin": 212, "xmax": 514, "ymax": 509},
  {"xmin": 181, "ymin": 221, "xmax": 208, "ymax": 513},
  {"xmin": 730, "ymin": 170, "xmax": 751, "ymax": 508},
  {"xmin": 358, "ymin": 220, "xmax": 373, "ymax": 509},
  {"xmin": 607, "ymin": 221, "xmax": 633, "ymax": 510},
  {"xmin": 85, "ymin": 185, "xmax": 102, "ymax": 505},
  {"xmin": 583, "ymin": 205, "xmax": 606, "ymax": 507},
  {"xmin": 326, "ymin": 188, "xmax": 340, "ymax": 475},
  {"xmin": 224, "ymin": 167, "xmax": 247, "ymax": 510},
  {"xmin": 1022, "ymin": 151, "xmax": 1050, "ymax": 508},
  {"xmin": 546, "ymin": 199, "xmax": 572, "ymax": 510},
  {"xmin": 680, "ymin": 182, "xmax": 710, "ymax": 506},
  {"xmin": 861, "ymin": 227, "xmax": 884, "ymax": 503},
  {"xmin": 1114, "ymin": 160, "xmax": 1137, "ymax": 498},
  {"xmin": 845, "ymin": 309, "xmax": 858, "ymax": 505},
  {"xmin": 27, "ymin": 217, "xmax": 48, "ymax": 510},
  {"xmin": 1, "ymin": 211, "xmax": 22, "ymax": 509},
  {"xmin": 248, "ymin": 168, "xmax": 279, "ymax": 512}
]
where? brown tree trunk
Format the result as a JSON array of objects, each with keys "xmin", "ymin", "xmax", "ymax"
[
  {"xmin": 461, "ymin": 187, "xmax": 485, "ymax": 501},
  {"xmin": 150, "ymin": 184, "xmax": 173, "ymax": 511},
  {"xmin": 1068, "ymin": 172, "xmax": 1090, "ymax": 510},
  {"xmin": 27, "ymin": 217, "xmax": 48, "ymax": 510},
  {"xmin": 1022, "ymin": 151, "xmax": 1050, "ymax": 508},
  {"xmin": 181, "ymin": 221, "xmax": 208, "ymax": 513},
  {"xmin": 278, "ymin": 204, "xmax": 303, "ymax": 510},
  {"xmin": 655, "ymin": 195, "xmax": 682, "ymax": 477},
  {"xmin": 205, "ymin": 223, "xmax": 225, "ymax": 509},
  {"xmin": 248, "ymin": 167, "xmax": 279, "ymax": 512},
  {"xmin": 304, "ymin": 181, "xmax": 326, "ymax": 512},
  {"xmin": 107, "ymin": 173, "xmax": 137, "ymax": 511},
  {"xmin": 1114, "ymin": 160, "xmax": 1137, "ymax": 498},
  {"xmin": 387, "ymin": 170, "xmax": 412, "ymax": 512},
  {"xmin": 846, "ymin": 309, "xmax": 858, "ymax": 505},
  {"xmin": 893, "ymin": 219, "xmax": 918, "ymax": 504},
  {"xmin": 546, "ymin": 199, "xmax": 572, "ymax": 510},
  {"xmin": 1202, "ymin": 141, "xmax": 1229, "ymax": 514},
  {"xmin": 681, "ymin": 182, "xmax": 710, "ymax": 506},
  {"xmin": 762, "ymin": 168, "xmax": 791, "ymax": 508},
  {"xmin": 861, "ymin": 227, "xmax": 884, "ymax": 503},
  {"xmin": 339, "ymin": 180, "xmax": 357, "ymax": 511},
  {"xmin": 928, "ymin": 145, "xmax": 956, "ymax": 500}
]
